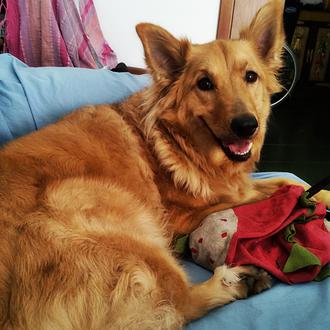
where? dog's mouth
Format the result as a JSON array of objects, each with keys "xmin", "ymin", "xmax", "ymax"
[
  {"xmin": 220, "ymin": 139, "xmax": 252, "ymax": 162},
  {"xmin": 200, "ymin": 117, "xmax": 253, "ymax": 162}
]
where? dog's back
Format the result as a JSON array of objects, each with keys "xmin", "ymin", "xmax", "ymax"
[{"xmin": 0, "ymin": 104, "xmax": 181, "ymax": 328}]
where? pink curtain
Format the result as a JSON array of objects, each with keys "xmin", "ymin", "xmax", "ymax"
[
  {"xmin": 0, "ymin": 0, "xmax": 6, "ymax": 53},
  {"xmin": 2, "ymin": 0, "xmax": 117, "ymax": 68}
]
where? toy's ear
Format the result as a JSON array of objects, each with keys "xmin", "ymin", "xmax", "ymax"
[
  {"xmin": 240, "ymin": 0, "xmax": 285, "ymax": 72},
  {"xmin": 136, "ymin": 23, "xmax": 190, "ymax": 80}
]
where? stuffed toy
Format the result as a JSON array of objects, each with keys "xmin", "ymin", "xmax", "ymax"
[{"xmin": 187, "ymin": 183, "xmax": 330, "ymax": 284}]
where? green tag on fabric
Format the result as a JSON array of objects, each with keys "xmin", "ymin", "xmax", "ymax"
[
  {"xmin": 174, "ymin": 234, "xmax": 189, "ymax": 255},
  {"xmin": 298, "ymin": 191, "xmax": 316, "ymax": 215},
  {"xmin": 314, "ymin": 267, "xmax": 330, "ymax": 282},
  {"xmin": 283, "ymin": 243, "xmax": 321, "ymax": 273},
  {"xmin": 283, "ymin": 192, "xmax": 323, "ymax": 275},
  {"xmin": 284, "ymin": 224, "xmax": 296, "ymax": 243}
]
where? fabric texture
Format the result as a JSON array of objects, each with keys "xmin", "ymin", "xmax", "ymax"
[
  {"xmin": 190, "ymin": 209, "xmax": 238, "ymax": 269},
  {"xmin": 0, "ymin": 54, "xmax": 151, "ymax": 145},
  {"xmin": 5, "ymin": 0, "xmax": 117, "ymax": 68}
]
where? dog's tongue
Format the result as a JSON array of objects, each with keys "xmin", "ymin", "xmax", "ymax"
[{"xmin": 223, "ymin": 140, "xmax": 252, "ymax": 154}]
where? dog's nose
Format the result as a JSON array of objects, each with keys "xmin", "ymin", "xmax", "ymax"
[{"xmin": 230, "ymin": 114, "xmax": 258, "ymax": 139}]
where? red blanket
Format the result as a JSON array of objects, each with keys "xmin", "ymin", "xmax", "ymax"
[
  {"xmin": 226, "ymin": 185, "xmax": 330, "ymax": 283},
  {"xmin": 189, "ymin": 185, "xmax": 330, "ymax": 284}
]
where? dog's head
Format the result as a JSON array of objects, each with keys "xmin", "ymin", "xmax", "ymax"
[{"xmin": 136, "ymin": 0, "xmax": 285, "ymax": 170}]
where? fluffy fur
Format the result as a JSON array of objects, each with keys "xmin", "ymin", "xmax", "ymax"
[{"xmin": 0, "ymin": 1, "xmax": 329, "ymax": 329}]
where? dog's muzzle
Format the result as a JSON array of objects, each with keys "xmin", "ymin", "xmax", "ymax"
[{"xmin": 218, "ymin": 114, "xmax": 258, "ymax": 162}]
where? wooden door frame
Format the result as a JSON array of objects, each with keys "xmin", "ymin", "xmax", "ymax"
[
  {"xmin": 217, "ymin": 0, "xmax": 273, "ymax": 40},
  {"xmin": 217, "ymin": 0, "xmax": 236, "ymax": 39}
]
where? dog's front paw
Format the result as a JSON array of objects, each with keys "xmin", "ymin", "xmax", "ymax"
[
  {"xmin": 213, "ymin": 265, "xmax": 272, "ymax": 300},
  {"xmin": 239, "ymin": 266, "xmax": 272, "ymax": 295},
  {"xmin": 212, "ymin": 265, "xmax": 249, "ymax": 300},
  {"xmin": 315, "ymin": 190, "xmax": 330, "ymax": 209}
]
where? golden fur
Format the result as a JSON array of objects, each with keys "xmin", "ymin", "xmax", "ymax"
[{"xmin": 0, "ymin": 1, "xmax": 329, "ymax": 329}]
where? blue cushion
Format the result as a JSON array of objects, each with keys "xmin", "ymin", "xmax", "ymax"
[
  {"xmin": 184, "ymin": 257, "xmax": 329, "ymax": 330},
  {"xmin": 0, "ymin": 54, "xmax": 151, "ymax": 145},
  {"xmin": 0, "ymin": 56, "xmax": 36, "ymax": 143}
]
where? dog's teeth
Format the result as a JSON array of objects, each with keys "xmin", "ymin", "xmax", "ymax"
[
  {"xmin": 237, "ymin": 150, "xmax": 249, "ymax": 155},
  {"xmin": 232, "ymin": 142, "xmax": 252, "ymax": 156}
]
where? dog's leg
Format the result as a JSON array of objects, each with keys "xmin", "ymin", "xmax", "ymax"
[
  {"xmin": 181, "ymin": 265, "xmax": 271, "ymax": 323},
  {"xmin": 183, "ymin": 177, "xmax": 329, "ymax": 237},
  {"xmin": 253, "ymin": 177, "xmax": 330, "ymax": 208}
]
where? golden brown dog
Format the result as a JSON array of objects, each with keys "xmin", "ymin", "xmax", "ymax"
[{"xmin": 0, "ymin": 1, "xmax": 329, "ymax": 329}]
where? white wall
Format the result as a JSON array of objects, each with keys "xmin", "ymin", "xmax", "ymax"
[{"xmin": 93, "ymin": 0, "xmax": 221, "ymax": 68}]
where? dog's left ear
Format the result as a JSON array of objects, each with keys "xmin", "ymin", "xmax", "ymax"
[
  {"xmin": 136, "ymin": 23, "xmax": 190, "ymax": 80},
  {"xmin": 240, "ymin": 0, "xmax": 285, "ymax": 71}
]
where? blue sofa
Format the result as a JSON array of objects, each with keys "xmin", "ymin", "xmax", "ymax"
[{"xmin": 1, "ymin": 54, "xmax": 329, "ymax": 330}]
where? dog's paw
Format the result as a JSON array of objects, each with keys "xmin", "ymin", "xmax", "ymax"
[
  {"xmin": 215, "ymin": 265, "xmax": 241, "ymax": 287},
  {"xmin": 212, "ymin": 265, "xmax": 249, "ymax": 300},
  {"xmin": 213, "ymin": 265, "xmax": 272, "ymax": 300},
  {"xmin": 315, "ymin": 190, "xmax": 330, "ymax": 209},
  {"xmin": 240, "ymin": 267, "xmax": 272, "ymax": 295}
]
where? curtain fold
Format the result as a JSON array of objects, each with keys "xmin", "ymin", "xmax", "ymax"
[
  {"xmin": 4, "ymin": 0, "xmax": 117, "ymax": 68},
  {"xmin": 0, "ymin": 1, "xmax": 5, "ymax": 53}
]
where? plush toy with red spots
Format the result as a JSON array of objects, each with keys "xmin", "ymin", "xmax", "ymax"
[{"xmin": 189, "ymin": 184, "xmax": 330, "ymax": 284}]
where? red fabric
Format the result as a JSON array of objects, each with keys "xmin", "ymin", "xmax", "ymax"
[{"xmin": 225, "ymin": 185, "xmax": 330, "ymax": 283}]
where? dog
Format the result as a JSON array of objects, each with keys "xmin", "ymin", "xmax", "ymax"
[{"xmin": 0, "ymin": 0, "xmax": 329, "ymax": 329}]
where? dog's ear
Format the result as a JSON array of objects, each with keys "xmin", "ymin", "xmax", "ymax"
[
  {"xmin": 240, "ymin": 0, "xmax": 285, "ymax": 71},
  {"xmin": 136, "ymin": 23, "xmax": 189, "ymax": 80}
]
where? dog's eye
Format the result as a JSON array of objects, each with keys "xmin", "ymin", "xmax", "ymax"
[
  {"xmin": 197, "ymin": 77, "xmax": 214, "ymax": 91},
  {"xmin": 245, "ymin": 71, "xmax": 258, "ymax": 83}
]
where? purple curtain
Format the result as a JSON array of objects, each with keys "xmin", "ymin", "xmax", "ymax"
[{"xmin": 3, "ymin": 0, "xmax": 117, "ymax": 68}]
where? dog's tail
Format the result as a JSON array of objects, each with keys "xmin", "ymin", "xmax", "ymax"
[{"xmin": 109, "ymin": 261, "xmax": 184, "ymax": 330}]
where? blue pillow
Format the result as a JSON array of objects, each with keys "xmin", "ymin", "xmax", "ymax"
[{"xmin": 0, "ymin": 54, "xmax": 151, "ymax": 145}]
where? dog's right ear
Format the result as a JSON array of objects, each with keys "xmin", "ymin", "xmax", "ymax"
[
  {"xmin": 240, "ymin": 0, "xmax": 285, "ymax": 72},
  {"xmin": 136, "ymin": 23, "xmax": 190, "ymax": 80}
]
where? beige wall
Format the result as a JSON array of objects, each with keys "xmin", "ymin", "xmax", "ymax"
[{"xmin": 94, "ymin": 0, "xmax": 221, "ymax": 67}]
